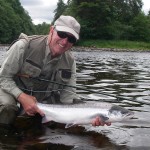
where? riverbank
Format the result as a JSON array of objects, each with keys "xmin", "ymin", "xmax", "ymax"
[
  {"xmin": 1, "ymin": 45, "xmax": 150, "ymax": 52},
  {"xmin": 1, "ymin": 39, "xmax": 150, "ymax": 52},
  {"xmin": 75, "ymin": 40, "xmax": 150, "ymax": 52},
  {"xmin": 72, "ymin": 46, "xmax": 150, "ymax": 52}
]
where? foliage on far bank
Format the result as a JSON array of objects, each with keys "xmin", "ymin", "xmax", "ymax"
[
  {"xmin": 34, "ymin": 23, "xmax": 50, "ymax": 35},
  {"xmin": 0, "ymin": 0, "xmax": 35, "ymax": 44},
  {"xmin": 1, "ymin": 0, "xmax": 150, "ymax": 46},
  {"xmin": 0, "ymin": 0, "xmax": 50, "ymax": 44},
  {"xmin": 62, "ymin": 0, "xmax": 150, "ymax": 43}
]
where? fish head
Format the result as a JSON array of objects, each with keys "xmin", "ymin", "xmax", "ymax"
[{"xmin": 108, "ymin": 105, "xmax": 134, "ymax": 122}]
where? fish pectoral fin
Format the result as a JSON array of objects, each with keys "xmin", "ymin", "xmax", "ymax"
[{"xmin": 65, "ymin": 123, "xmax": 76, "ymax": 128}]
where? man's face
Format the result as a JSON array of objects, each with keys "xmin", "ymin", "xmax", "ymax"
[{"xmin": 48, "ymin": 27, "xmax": 76, "ymax": 57}]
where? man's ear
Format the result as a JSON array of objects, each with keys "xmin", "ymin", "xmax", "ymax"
[
  {"xmin": 50, "ymin": 26, "xmax": 55, "ymax": 32},
  {"xmin": 48, "ymin": 26, "xmax": 55, "ymax": 44}
]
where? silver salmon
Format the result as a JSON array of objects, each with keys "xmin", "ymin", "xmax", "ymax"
[{"xmin": 37, "ymin": 102, "xmax": 134, "ymax": 128}]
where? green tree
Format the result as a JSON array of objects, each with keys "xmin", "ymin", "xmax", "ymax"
[
  {"xmin": 0, "ymin": 0, "xmax": 17, "ymax": 43},
  {"xmin": 35, "ymin": 22, "xmax": 50, "ymax": 35},
  {"xmin": 53, "ymin": 0, "xmax": 67, "ymax": 24},
  {"xmin": 64, "ymin": 0, "xmax": 143, "ymax": 40},
  {"xmin": 0, "ymin": 0, "xmax": 35, "ymax": 44},
  {"xmin": 111, "ymin": 0, "xmax": 143, "ymax": 23},
  {"xmin": 130, "ymin": 12, "xmax": 150, "ymax": 42}
]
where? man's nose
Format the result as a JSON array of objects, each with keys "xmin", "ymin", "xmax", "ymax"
[{"xmin": 61, "ymin": 37, "xmax": 69, "ymax": 44}]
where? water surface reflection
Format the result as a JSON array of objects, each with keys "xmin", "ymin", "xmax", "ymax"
[
  {"xmin": 0, "ymin": 49, "xmax": 150, "ymax": 149},
  {"xmin": 74, "ymin": 51, "xmax": 150, "ymax": 149}
]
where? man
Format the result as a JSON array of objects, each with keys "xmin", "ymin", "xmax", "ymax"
[{"xmin": 0, "ymin": 15, "xmax": 110, "ymax": 127}]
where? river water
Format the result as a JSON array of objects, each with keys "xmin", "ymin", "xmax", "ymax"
[{"xmin": 0, "ymin": 48, "xmax": 150, "ymax": 150}]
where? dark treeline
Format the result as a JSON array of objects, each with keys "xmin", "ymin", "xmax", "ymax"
[
  {"xmin": 0, "ymin": 0, "xmax": 50, "ymax": 44},
  {"xmin": 0, "ymin": 0, "xmax": 33, "ymax": 43},
  {"xmin": 0, "ymin": 0, "xmax": 150, "ymax": 44},
  {"xmin": 61, "ymin": 0, "xmax": 150, "ymax": 42}
]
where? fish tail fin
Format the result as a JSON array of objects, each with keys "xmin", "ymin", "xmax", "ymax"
[{"xmin": 42, "ymin": 116, "xmax": 51, "ymax": 123}]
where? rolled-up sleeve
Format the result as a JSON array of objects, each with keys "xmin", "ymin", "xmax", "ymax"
[
  {"xmin": 60, "ymin": 60, "xmax": 77, "ymax": 104},
  {"xmin": 0, "ymin": 40, "xmax": 26, "ymax": 98}
]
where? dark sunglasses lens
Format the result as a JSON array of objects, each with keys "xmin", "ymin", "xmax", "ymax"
[
  {"xmin": 57, "ymin": 31, "xmax": 67, "ymax": 38},
  {"xmin": 68, "ymin": 36, "xmax": 76, "ymax": 44},
  {"xmin": 57, "ymin": 31, "xmax": 76, "ymax": 44}
]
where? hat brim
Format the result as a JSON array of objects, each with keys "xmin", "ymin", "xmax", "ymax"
[{"xmin": 55, "ymin": 26, "xmax": 79, "ymax": 40}]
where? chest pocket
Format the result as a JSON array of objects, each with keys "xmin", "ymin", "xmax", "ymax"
[
  {"xmin": 21, "ymin": 59, "xmax": 41, "ymax": 77},
  {"xmin": 56, "ymin": 69, "xmax": 72, "ymax": 83}
]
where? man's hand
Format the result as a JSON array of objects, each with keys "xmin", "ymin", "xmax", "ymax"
[
  {"xmin": 17, "ymin": 93, "xmax": 45, "ymax": 117},
  {"xmin": 92, "ymin": 116, "xmax": 111, "ymax": 126}
]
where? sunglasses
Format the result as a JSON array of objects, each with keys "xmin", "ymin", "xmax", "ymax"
[{"xmin": 56, "ymin": 30, "xmax": 77, "ymax": 44}]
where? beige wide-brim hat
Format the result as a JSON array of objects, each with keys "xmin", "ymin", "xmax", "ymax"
[{"xmin": 54, "ymin": 15, "xmax": 80, "ymax": 40}]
